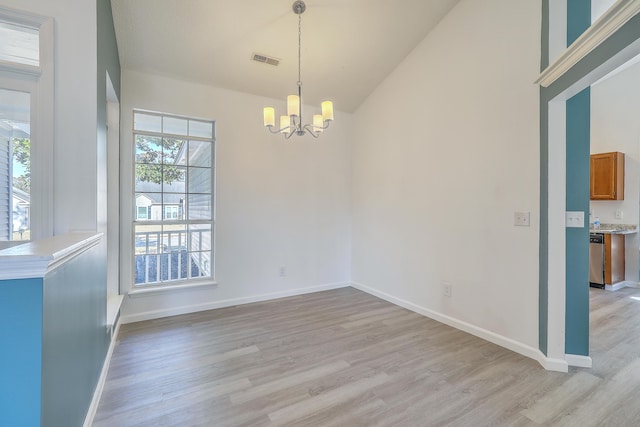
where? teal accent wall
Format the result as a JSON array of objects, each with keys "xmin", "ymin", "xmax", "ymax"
[
  {"xmin": 567, "ymin": 0, "xmax": 592, "ymax": 45},
  {"xmin": 41, "ymin": 243, "xmax": 107, "ymax": 426},
  {"xmin": 0, "ymin": 278, "xmax": 43, "ymax": 426},
  {"xmin": 565, "ymin": 88, "xmax": 590, "ymax": 355}
]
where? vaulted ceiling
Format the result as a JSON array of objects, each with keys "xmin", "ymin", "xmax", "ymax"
[{"xmin": 111, "ymin": 0, "xmax": 461, "ymax": 112}]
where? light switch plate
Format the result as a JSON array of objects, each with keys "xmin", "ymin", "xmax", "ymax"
[
  {"xmin": 615, "ymin": 209, "xmax": 623, "ymax": 220},
  {"xmin": 514, "ymin": 212, "xmax": 530, "ymax": 227},
  {"xmin": 566, "ymin": 211, "xmax": 584, "ymax": 228}
]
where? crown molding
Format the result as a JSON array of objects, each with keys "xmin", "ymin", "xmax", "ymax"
[{"xmin": 536, "ymin": 0, "xmax": 640, "ymax": 87}]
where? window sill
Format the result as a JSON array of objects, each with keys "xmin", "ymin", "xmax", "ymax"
[{"xmin": 128, "ymin": 279, "xmax": 218, "ymax": 298}]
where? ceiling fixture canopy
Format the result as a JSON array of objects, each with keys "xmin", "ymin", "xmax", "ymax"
[{"xmin": 263, "ymin": 0, "xmax": 334, "ymax": 138}]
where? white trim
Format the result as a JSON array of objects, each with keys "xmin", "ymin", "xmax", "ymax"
[
  {"xmin": 106, "ymin": 294, "xmax": 124, "ymax": 328},
  {"xmin": 546, "ymin": 99, "xmax": 568, "ymax": 362},
  {"xmin": 605, "ymin": 281, "xmax": 630, "ymax": 291},
  {"xmin": 0, "ymin": 60, "xmax": 40, "ymax": 77},
  {"xmin": 0, "ymin": 232, "xmax": 102, "ymax": 280},
  {"xmin": 82, "ymin": 317, "xmax": 121, "ymax": 427},
  {"xmin": 350, "ymin": 282, "xmax": 568, "ymax": 373},
  {"xmin": 565, "ymin": 354, "xmax": 593, "ymax": 368},
  {"xmin": 536, "ymin": 0, "xmax": 640, "ymax": 87},
  {"xmin": 128, "ymin": 279, "xmax": 218, "ymax": 297},
  {"xmin": 538, "ymin": 352, "xmax": 570, "ymax": 372},
  {"xmin": 622, "ymin": 281, "xmax": 640, "ymax": 289},
  {"xmin": 120, "ymin": 281, "xmax": 350, "ymax": 324}
]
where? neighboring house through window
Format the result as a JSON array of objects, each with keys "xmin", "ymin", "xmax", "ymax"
[{"xmin": 133, "ymin": 110, "xmax": 215, "ymax": 286}]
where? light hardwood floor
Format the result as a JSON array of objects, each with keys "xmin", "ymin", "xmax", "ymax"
[{"xmin": 93, "ymin": 286, "xmax": 640, "ymax": 426}]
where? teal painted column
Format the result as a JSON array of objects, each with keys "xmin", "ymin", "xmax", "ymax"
[
  {"xmin": 0, "ymin": 278, "xmax": 43, "ymax": 426},
  {"xmin": 564, "ymin": 0, "xmax": 591, "ymax": 357},
  {"xmin": 565, "ymin": 88, "xmax": 590, "ymax": 355}
]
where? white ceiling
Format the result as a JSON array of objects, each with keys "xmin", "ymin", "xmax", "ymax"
[{"xmin": 111, "ymin": 0, "xmax": 461, "ymax": 113}]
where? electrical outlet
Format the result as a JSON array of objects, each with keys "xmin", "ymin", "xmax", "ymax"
[
  {"xmin": 443, "ymin": 281, "xmax": 452, "ymax": 298},
  {"xmin": 615, "ymin": 209, "xmax": 623, "ymax": 220},
  {"xmin": 279, "ymin": 266, "xmax": 286, "ymax": 277},
  {"xmin": 514, "ymin": 212, "xmax": 531, "ymax": 227}
]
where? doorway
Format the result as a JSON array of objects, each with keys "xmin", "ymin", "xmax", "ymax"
[{"xmin": 543, "ymin": 2, "xmax": 640, "ymax": 367}]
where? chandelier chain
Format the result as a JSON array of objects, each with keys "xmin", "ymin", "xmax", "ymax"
[{"xmin": 297, "ymin": 11, "xmax": 302, "ymax": 87}]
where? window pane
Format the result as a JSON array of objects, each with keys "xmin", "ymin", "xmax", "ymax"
[
  {"xmin": 163, "ymin": 116, "xmax": 188, "ymax": 136},
  {"xmin": 189, "ymin": 120, "xmax": 213, "ymax": 138},
  {"xmin": 135, "ymin": 135, "xmax": 162, "ymax": 163},
  {"xmin": 189, "ymin": 251, "xmax": 212, "ymax": 278},
  {"xmin": 188, "ymin": 224, "xmax": 211, "ymax": 253},
  {"xmin": 162, "ymin": 193, "xmax": 184, "ymax": 220},
  {"xmin": 188, "ymin": 167, "xmax": 211, "ymax": 194},
  {"xmin": 162, "ymin": 166, "xmax": 186, "ymax": 191},
  {"xmin": 188, "ymin": 194, "xmax": 212, "ymax": 220},
  {"xmin": 0, "ymin": 21, "xmax": 39, "ymax": 67},
  {"xmin": 134, "ymin": 112, "xmax": 161, "ymax": 133},
  {"xmin": 0, "ymin": 87, "xmax": 31, "ymax": 242},
  {"xmin": 189, "ymin": 140, "xmax": 212, "ymax": 167},
  {"xmin": 135, "ymin": 192, "xmax": 158, "ymax": 218},
  {"xmin": 135, "ymin": 165, "xmax": 163, "ymax": 191},
  {"xmin": 134, "ymin": 223, "xmax": 162, "ymax": 284},
  {"xmin": 162, "ymin": 138, "xmax": 185, "ymax": 165}
]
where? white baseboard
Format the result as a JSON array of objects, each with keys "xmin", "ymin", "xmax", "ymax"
[
  {"xmin": 605, "ymin": 281, "xmax": 632, "ymax": 291},
  {"xmin": 565, "ymin": 353, "xmax": 593, "ymax": 368},
  {"xmin": 350, "ymin": 282, "xmax": 568, "ymax": 373},
  {"xmin": 538, "ymin": 353, "xmax": 569, "ymax": 372},
  {"xmin": 83, "ymin": 317, "xmax": 121, "ymax": 427},
  {"xmin": 611, "ymin": 280, "xmax": 640, "ymax": 290},
  {"xmin": 120, "ymin": 281, "xmax": 351, "ymax": 324}
]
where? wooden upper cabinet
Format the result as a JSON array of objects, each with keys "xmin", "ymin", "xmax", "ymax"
[{"xmin": 590, "ymin": 152, "xmax": 624, "ymax": 200}]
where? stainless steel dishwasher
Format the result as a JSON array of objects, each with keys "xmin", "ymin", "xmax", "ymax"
[{"xmin": 589, "ymin": 233, "xmax": 605, "ymax": 288}]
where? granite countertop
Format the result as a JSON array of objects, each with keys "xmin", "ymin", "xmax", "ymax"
[{"xmin": 589, "ymin": 223, "xmax": 638, "ymax": 235}]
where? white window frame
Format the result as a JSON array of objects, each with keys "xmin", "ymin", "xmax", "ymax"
[
  {"xmin": 0, "ymin": 6, "xmax": 54, "ymax": 241},
  {"xmin": 130, "ymin": 109, "xmax": 216, "ymax": 289}
]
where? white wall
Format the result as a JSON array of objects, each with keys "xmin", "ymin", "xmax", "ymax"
[
  {"xmin": 120, "ymin": 70, "xmax": 353, "ymax": 321},
  {"xmin": 1, "ymin": 0, "xmax": 98, "ymax": 234},
  {"xmin": 591, "ymin": 60, "xmax": 640, "ymax": 282},
  {"xmin": 351, "ymin": 0, "xmax": 541, "ymax": 350}
]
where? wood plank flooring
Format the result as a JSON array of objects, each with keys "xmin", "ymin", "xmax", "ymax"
[{"xmin": 93, "ymin": 286, "xmax": 640, "ymax": 426}]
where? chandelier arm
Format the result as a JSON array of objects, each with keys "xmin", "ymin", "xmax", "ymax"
[
  {"xmin": 302, "ymin": 124, "xmax": 320, "ymax": 138},
  {"xmin": 285, "ymin": 129, "xmax": 297, "ymax": 139}
]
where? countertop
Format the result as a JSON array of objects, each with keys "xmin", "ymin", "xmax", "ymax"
[{"xmin": 589, "ymin": 224, "xmax": 637, "ymax": 235}]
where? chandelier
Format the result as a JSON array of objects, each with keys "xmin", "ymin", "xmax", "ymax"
[{"xmin": 263, "ymin": 0, "xmax": 334, "ymax": 138}]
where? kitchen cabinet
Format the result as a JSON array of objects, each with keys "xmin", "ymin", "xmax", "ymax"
[
  {"xmin": 605, "ymin": 233, "xmax": 625, "ymax": 285},
  {"xmin": 590, "ymin": 151, "xmax": 624, "ymax": 200}
]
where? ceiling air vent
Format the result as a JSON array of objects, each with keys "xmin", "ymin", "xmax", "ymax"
[{"xmin": 252, "ymin": 53, "xmax": 280, "ymax": 66}]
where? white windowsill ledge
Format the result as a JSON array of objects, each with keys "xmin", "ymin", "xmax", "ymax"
[
  {"xmin": 128, "ymin": 280, "xmax": 218, "ymax": 298},
  {"xmin": 0, "ymin": 232, "xmax": 103, "ymax": 280}
]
